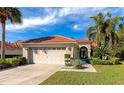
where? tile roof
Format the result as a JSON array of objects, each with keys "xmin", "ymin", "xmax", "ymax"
[
  {"xmin": 23, "ymin": 35, "xmax": 77, "ymax": 43},
  {"xmin": 22, "ymin": 35, "xmax": 93, "ymax": 44},
  {"xmin": 76, "ymin": 38, "xmax": 91, "ymax": 43}
]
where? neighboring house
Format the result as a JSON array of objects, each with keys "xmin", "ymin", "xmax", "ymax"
[
  {"xmin": 0, "ymin": 41, "xmax": 22, "ymax": 57},
  {"xmin": 21, "ymin": 35, "xmax": 92, "ymax": 65}
]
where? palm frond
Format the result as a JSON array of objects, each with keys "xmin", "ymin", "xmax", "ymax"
[
  {"xmin": 8, "ymin": 8, "xmax": 22, "ymax": 24},
  {"xmin": 106, "ymin": 12, "xmax": 111, "ymax": 18},
  {"xmin": 87, "ymin": 26, "xmax": 96, "ymax": 37},
  {"xmin": 89, "ymin": 32, "xmax": 97, "ymax": 40},
  {"xmin": 0, "ymin": 7, "xmax": 22, "ymax": 24}
]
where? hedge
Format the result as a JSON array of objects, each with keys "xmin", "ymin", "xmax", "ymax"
[
  {"xmin": 90, "ymin": 57, "xmax": 120, "ymax": 65},
  {"xmin": 0, "ymin": 57, "xmax": 27, "ymax": 70}
]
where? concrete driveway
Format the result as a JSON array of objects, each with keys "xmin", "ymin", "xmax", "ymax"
[{"xmin": 0, "ymin": 64, "xmax": 62, "ymax": 85}]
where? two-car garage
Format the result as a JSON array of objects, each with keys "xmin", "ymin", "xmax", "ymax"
[{"xmin": 31, "ymin": 47, "xmax": 66, "ymax": 65}]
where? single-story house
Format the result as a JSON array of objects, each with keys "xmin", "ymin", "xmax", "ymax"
[
  {"xmin": 0, "ymin": 41, "xmax": 22, "ymax": 57},
  {"xmin": 21, "ymin": 35, "xmax": 92, "ymax": 65}
]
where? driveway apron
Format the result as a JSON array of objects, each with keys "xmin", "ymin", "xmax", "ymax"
[{"xmin": 0, "ymin": 64, "xmax": 62, "ymax": 85}]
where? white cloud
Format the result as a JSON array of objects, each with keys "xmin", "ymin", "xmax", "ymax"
[
  {"xmin": 58, "ymin": 7, "xmax": 107, "ymax": 17},
  {"xmin": 6, "ymin": 14, "xmax": 57, "ymax": 31},
  {"xmin": 73, "ymin": 24, "xmax": 82, "ymax": 30},
  {"xmin": 6, "ymin": 8, "xmax": 91, "ymax": 31},
  {"xmin": 73, "ymin": 22, "xmax": 91, "ymax": 31},
  {"xmin": 6, "ymin": 7, "xmax": 121, "ymax": 32},
  {"xmin": 58, "ymin": 8, "xmax": 87, "ymax": 16}
]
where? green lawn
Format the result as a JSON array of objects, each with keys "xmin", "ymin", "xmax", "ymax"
[{"xmin": 41, "ymin": 64, "xmax": 124, "ymax": 85}]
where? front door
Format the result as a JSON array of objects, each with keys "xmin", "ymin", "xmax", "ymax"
[{"xmin": 80, "ymin": 47, "xmax": 88, "ymax": 59}]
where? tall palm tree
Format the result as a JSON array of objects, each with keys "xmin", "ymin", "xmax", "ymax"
[
  {"xmin": 0, "ymin": 7, "xmax": 22, "ymax": 59},
  {"xmin": 87, "ymin": 12, "xmax": 106, "ymax": 47},
  {"xmin": 105, "ymin": 12, "xmax": 120, "ymax": 48},
  {"xmin": 87, "ymin": 12, "xmax": 120, "ymax": 48}
]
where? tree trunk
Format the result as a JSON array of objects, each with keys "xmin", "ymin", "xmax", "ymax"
[{"xmin": 1, "ymin": 22, "xmax": 6, "ymax": 59}]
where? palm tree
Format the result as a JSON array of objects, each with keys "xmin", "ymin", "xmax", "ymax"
[
  {"xmin": 87, "ymin": 12, "xmax": 106, "ymax": 47},
  {"xmin": 105, "ymin": 12, "xmax": 120, "ymax": 48},
  {"xmin": 87, "ymin": 12, "xmax": 120, "ymax": 48},
  {"xmin": 0, "ymin": 7, "xmax": 22, "ymax": 59}
]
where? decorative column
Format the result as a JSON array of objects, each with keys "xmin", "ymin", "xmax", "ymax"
[{"xmin": 88, "ymin": 49, "xmax": 91, "ymax": 58}]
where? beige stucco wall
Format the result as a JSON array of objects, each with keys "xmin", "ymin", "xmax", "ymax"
[
  {"xmin": 73, "ymin": 46, "xmax": 79, "ymax": 59},
  {"xmin": 23, "ymin": 48, "xmax": 30, "ymax": 63}
]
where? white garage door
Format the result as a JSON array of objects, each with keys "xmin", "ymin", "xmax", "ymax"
[{"xmin": 31, "ymin": 47, "xmax": 66, "ymax": 65}]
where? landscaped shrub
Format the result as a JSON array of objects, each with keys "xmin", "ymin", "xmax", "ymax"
[
  {"xmin": 0, "ymin": 57, "xmax": 27, "ymax": 70},
  {"xmin": 0, "ymin": 59, "xmax": 11, "ymax": 69},
  {"xmin": 6, "ymin": 57, "xmax": 19, "ymax": 67},
  {"xmin": 90, "ymin": 57, "xmax": 102, "ymax": 65},
  {"xmin": 18, "ymin": 57, "xmax": 27, "ymax": 65},
  {"xmin": 109, "ymin": 57, "xmax": 120, "ymax": 64},
  {"xmin": 72, "ymin": 59, "xmax": 82, "ymax": 69},
  {"xmin": 90, "ymin": 57, "xmax": 120, "ymax": 65},
  {"xmin": 92, "ymin": 47, "xmax": 110, "ymax": 59}
]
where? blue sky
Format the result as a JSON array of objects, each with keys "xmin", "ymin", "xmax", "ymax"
[{"xmin": 2, "ymin": 7, "xmax": 124, "ymax": 42}]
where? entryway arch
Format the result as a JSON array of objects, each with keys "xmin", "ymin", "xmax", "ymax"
[{"xmin": 79, "ymin": 46, "xmax": 88, "ymax": 59}]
